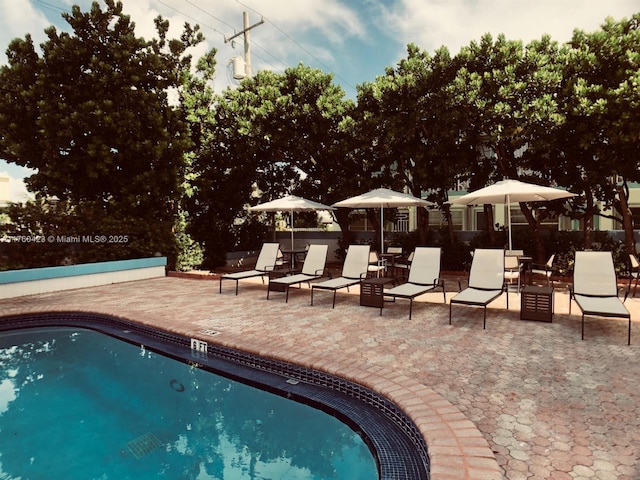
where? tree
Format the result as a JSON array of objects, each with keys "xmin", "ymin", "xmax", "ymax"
[
  {"xmin": 449, "ymin": 34, "xmax": 567, "ymax": 259},
  {"xmin": 355, "ymin": 43, "xmax": 475, "ymax": 246},
  {"xmin": 189, "ymin": 64, "xmax": 358, "ymax": 266},
  {"xmin": 0, "ymin": 0, "xmax": 203, "ymax": 267},
  {"xmin": 556, "ymin": 14, "xmax": 640, "ymax": 254}
]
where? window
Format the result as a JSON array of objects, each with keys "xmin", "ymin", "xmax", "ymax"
[{"xmin": 428, "ymin": 209, "xmax": 463, "ymax": 230}]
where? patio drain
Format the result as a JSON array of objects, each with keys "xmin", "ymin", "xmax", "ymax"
[
  {"xmin": 127, "ymin": 432, "xmax": 163, "ymax": 459},
  {"xmin": 199, "ymin": 329, "xmax": 220, "ymax": 336}
]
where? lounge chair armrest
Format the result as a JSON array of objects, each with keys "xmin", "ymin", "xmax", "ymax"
[
  {"xmin": 530, "ymin": 262, "xmax": 547, "ymax": 270},
  {"xmin": 531, "ymin": 262, "xmax": 555, "ymax": 274}
]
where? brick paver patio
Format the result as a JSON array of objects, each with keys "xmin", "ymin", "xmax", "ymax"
[{"xmin": 1, "ymin": 273, "xmax": 638, "ymax": 479}]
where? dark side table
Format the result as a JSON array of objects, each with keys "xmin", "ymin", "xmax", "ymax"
[
  {"xmin": 520, "ymin": 285, "xmax": 554, "ymax": 322},
  {"xmin": 360, "ymin": 277, "xmax": 394, "ymax": 312}
]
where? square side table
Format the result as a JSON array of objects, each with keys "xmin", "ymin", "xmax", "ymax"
[
  {"xmin": 521, "ymin": 286, "xmax": 554, "ymax": 322},
  {"xmin": 360, "ymin": 277, "xmax": 394, "ymax": 309}
]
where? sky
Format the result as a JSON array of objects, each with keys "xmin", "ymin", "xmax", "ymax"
[{"xmin": 0, "ymin": 0, "xmax": 638, "ymax": 202}]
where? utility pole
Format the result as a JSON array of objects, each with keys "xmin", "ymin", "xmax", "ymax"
[{"xmin": 225, "ymin": 12, "xmax": 264, "ymax": 78}]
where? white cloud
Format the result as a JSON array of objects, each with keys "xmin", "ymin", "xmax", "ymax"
[
  {"xmin": 0, "ymin": 0, "xmax": 51, "ymax": 59},
  {"xmin": 0, "ymin": 379, "xmax": 17, "ymax": 414},
  {"xmin": 252, "ymin": 0, "xmax": 365, "ymax": 42},
  {"xmin": 10, "ymin": 177, "xmax": 33, "ymax": 204},
  {"xmin": 0, "ymin": 171, "xmax": 33, "ymax": 204},
  {"xmin": 0, "ymin": 0, "xmax": 367, "ymax": 92},
  {"xmin": 386, "ymin": 0, "xmax": 640, "ymax": 57}
]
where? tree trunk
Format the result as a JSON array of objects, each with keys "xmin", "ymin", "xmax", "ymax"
[
  {"xmin": 417, "ymin": 207, "xmax": 429, "ymax": 244},
  {"xmin": 520, "ymin": 203, "xmax": 545, "ymax": 262},
  {"xmin": 366, "ymin": 209, "xmax": 381, "ymax": 251},
  {"xmin": 583, "ymin": 192, "xmax": 595, "ymax": 250},
  {"xmin": 442, "ymin": 203, "xmax": 455, "ymax": 244},
  {"xmin": 334, "ymin": 209, "xmax": 354, "ymax": 259},
  {"xmin": 483, "ymin": 204, "xmax": 495, "ymax": 245},
  {"xmin": 615, "ymin": 184, "xmax": 635, "ymax": 255}
]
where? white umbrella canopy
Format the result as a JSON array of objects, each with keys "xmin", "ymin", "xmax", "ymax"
[
  {"xmin": 248, "ymin": 195, "xmax": 335, "ymax": 249},
  {"xmin": 449, "ymin": 179, "xmax": 577, "ymax": 250},
  {"xmin": 333, "ymin": 188, "xmax": 434, "ymax": 251}
]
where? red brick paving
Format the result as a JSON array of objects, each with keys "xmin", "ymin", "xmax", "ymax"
[{"xmin": 1, "ymin": 273, "xmax": 639, "ymax": 479}]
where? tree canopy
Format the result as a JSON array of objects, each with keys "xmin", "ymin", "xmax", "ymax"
[
  {"xmin": 1, "ymin": 4, "xmax": 639, "ymax": 269},
  {"xmin": 0, "ymin": 0, "xmax": 206, "ymax": 268}
]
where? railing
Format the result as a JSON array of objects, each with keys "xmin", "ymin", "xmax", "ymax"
[{"xmin": 393, "ymin": 219, "xmax": 409, "ymax": 232}]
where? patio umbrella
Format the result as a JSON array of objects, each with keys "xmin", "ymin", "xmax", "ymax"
[
  {"xmin": 449, "ymin": 179, "xmax": 577, "ymax": 250},
  {"xmin": 248, "ymin": 195, "xmax": 335, "ymax": 249},
  {"xmin": 333, "ymin": 188, "xmax": 434, "ymax": 251}
]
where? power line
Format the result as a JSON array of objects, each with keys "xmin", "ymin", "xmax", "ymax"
[
  {"xmin": 171, "ymin": 1, "xmax": 288, "ymax": 73},
  {"xmin": 185, "ymin": 0, "xmax": 235, "ymax": 31},
  {"xmin": 35, "ymin": 0, "xmax": 293, "ymax": 82},
  {"xmin": 235, "ymin": 0, "xmax": 357, "ymax": 94},
  {"xmin": 157, "ymin": 0, "xmax": 228, "ymax": 41},
  {"xmin": 36, "ymin": 0, "xmax": 67, "ymax": 15},
  {"xmin": 180, "ymin": 1, "xmax": 289, "ymax": 73}
]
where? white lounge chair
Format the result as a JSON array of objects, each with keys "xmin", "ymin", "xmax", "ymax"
[
  {"xmin": 311, "ymin": 245, "xmax": 370, "ymax": 308},
  {"xmin": 367, "ymin": 251, "xmax": 387, "ymax": 278},
  {"xmin": 393, "ymin": 251, "xmax": 414, "ymax": 281},
  {"xmin": 449, "ymin": 248, "xmax": 507, "ymax": 329},
  {"xmin": 570, "ymin": 251, "xmax": 631, "ymax": 344},
  {"xmin": 504, "ymin": 254, "xmax": 521, "ymax": 292},
  {"xmin": 384, "ymin": 247, "xmax": 446, "ymax": 319},
  {"xmin": 531, "ymin": 254, "xmax": 555, "ymax": 286},
  {"xmin": 267, "ymin": 244, "xmax": 329, "ymax": 302},
  {"xmin": 219, "ymin": 243, "xmax": 280, "ymax": 295}
]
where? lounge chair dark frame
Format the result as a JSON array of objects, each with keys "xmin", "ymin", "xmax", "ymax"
[
  {"xmin": 569, "ymin": 251, "xmax": 631, "ymax": 345},
  {"xmin": 310, "ymin": 245, "xmax": 370, "ymax": 309},
  {"xmin": 384, "ymin": 247, "xmax": 446, "ymax": 319},
  {"xmin": 267, "ymin": 245, "xmax": 330, "ymax": 302},
  {"xmin": 310, "ymin": 275, "xmax": 368, "ymax": 308},
  {"xmin": 448, "ymin": 249, "xmax": 508, "ymax": 329},
  {"xmin": 219, "ymin": 243, "xmax": 280, "ymax": 295}
]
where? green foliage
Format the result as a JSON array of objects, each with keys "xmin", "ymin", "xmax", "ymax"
[
  {"xmin": 0, "ymin": 0, "xmax": 203, "ymax": 269},
  {"xmin": 173, "ymin": 209, "xmax": 203, "ymax": 272},
  {"xmin": 0, "ymin": 198, "xmax": 176, "ymax": 270},
  {"xmin": 543, "ymin": 231, "xmax": 628, "ymax": 277},
  {"xmin": 541, "ymin": 14, "xmax": 640, "ymax": 252},
  {"xmin": 355, "ymin": 44, "xmax": 471, "ymax": 245},
  {"xmin": 2, "ymin": 7, "xmax": 640, "ymax": 272},
  {"xmin": 187, "ymin": 63, "xmax": 356, "ymax": 266}
]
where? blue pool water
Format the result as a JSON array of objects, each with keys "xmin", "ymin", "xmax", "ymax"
[{"xmin": 0, "ymin": 327, "xmax": 378, "ymax": 479}]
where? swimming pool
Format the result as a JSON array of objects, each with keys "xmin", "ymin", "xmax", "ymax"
[{"xmin": 0, "ymin": 313, "xmax": 430, "ymax": 479}]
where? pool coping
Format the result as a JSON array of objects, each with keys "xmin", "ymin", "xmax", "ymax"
[
  {"xmin": 1, "ymin": 311, "xmax": 433, "ymax": 480},
  {"xmin": 0, "ymin": 305, "xmax": 503, "ymax": 480},
  {"xmin": 200, "ymin": 318, "xmax": 504, "ymax": 480}
]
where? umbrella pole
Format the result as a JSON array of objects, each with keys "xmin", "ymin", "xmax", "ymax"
[
  {"xmin": 290, "ymin": 210, "xmax": 295, "ymax": 270},
  {"xmin": 380, "ymin": 206, "xmax": 384, "ymax": 253},
  {"xmin": 507, "ymin": 195, "xmax": 513, "ymax": 251},
  {"xmin": 290, "ymin": 210, "xmax": 295, "ymax": 250}
]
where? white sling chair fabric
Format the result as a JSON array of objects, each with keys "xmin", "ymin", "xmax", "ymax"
[
  {"xmin": 311, "ymin": 245, "xmax": 370, "ymax": 308},
  {"xmin": 219, "ymin": 243, "xmax": 280, "ymax": 295},
  {"xmin": 570, "ymin": 251, "xmax": 631, "ymax": 344},
  {"xmin": 449, "ymin": 248, "xmax": 507, "ymax": 328},
  {"xmin": 267, "ymin": 244, "xmax": 329, "ymax": 302},
  {"xmin": 384, "ymin": 247, "xmax": 445, "ymax": 319}
]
